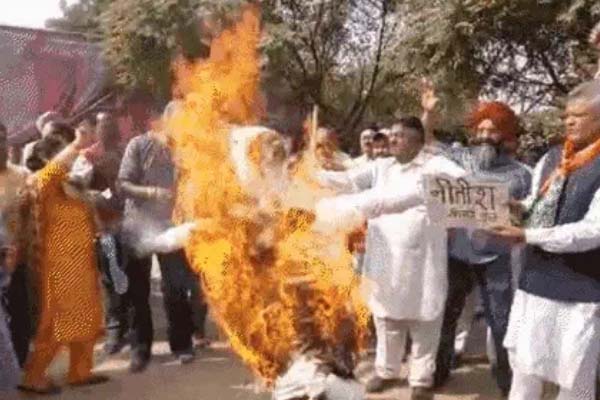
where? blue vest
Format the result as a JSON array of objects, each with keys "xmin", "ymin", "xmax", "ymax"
[{"xmin": 520, "ymin": 146, "xmax": 600, "ymax": 302}]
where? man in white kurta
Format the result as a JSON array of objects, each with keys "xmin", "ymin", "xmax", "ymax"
[
  {"xmin": 352, "ymin": 128, "xmax": 376, "ymax": 166},
  {"xmin": 318, "ymin": 117, "xmax": 464, "ymax": 399},
  {"xmin": 492, "ymin": 80, "xmax": 600, "ymax": 400}
]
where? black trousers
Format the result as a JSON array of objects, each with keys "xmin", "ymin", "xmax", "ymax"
[
  {"xmin": 435, "ymin": 256, "xmax": 513, "ymax": 395},
  {"xmin": 98, "ymin": 236, "xmax": 130, "ymax": 341},
  {"xmin": 190, "ymin": 274, "xmax": 208, "ymax": 337},
  {"xmin": 5, "ymin": 264, "xmax": 32, "ymax": 367},
  {"xmin": 124, "ymin": 248, "xmax": 197, "ymax": 357}
]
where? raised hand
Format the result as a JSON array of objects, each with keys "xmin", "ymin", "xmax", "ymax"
[{"xmin": 421, "ymin": 77, "xmax": 440, "ymax": 113}]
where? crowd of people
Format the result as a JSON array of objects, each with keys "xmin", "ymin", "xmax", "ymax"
[
  {"xmin": 0, "ymin": 52, "xmax": 598, "ymax": 400},
  {"xmin": 0, "ymin": 109, "xmax": 209, "ymax": 395},
  {"xmin": 314, "ymin": 77, "xmax": 600, "ymax": 400}
]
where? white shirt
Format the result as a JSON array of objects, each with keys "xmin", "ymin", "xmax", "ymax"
[
  {"xmin": 523, "ymin": 153, "xmax": 600, "ymax": 253},
  {"xmin": 319, "ymin": 152, "xmax": 465, "ymax": 320},
  {"xmin": 352, "ymin": 154, "xmax": 374, "ymax": 168}
]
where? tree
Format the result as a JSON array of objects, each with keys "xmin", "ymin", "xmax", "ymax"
[
  {"xmin": 45, "ymin": 0, "xmax": 112, "ymax": 36},
  {"xmin": 392, "ymin": 0, "xmax": 600, "ymax": 114},
  {"xmin": 258, "ymin": 0, "xmax": 403, "ymax": 150},
  {"xmin": 48, "ymin": 0, "xmax": 600, "ymax": 154},
  {"xmin": 100, "ymin": 0, "xmax": 206, "ymax": 101}
]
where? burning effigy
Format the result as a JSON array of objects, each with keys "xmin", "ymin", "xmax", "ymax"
[{"xmin": 154, "ymin": 6, "xmax": 369, "ymax": 400}]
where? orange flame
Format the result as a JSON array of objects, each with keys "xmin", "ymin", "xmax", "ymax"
[{"xmin": 167, "ymin": 6, "xmax": 369, "ymax": 384}]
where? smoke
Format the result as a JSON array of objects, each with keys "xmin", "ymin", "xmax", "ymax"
[{"xmin": 135, "ymin": 222, "xmax": 198, "ymax": 257}]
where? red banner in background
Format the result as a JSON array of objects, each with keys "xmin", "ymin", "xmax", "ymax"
[{"xmin": 0, "ymin": 25, "xmax": 153, "ymax": 146}]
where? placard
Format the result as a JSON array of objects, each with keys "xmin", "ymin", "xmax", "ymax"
[{"xmin": 425, "ymin": 174, "xmax": 510, "ymax": 228}]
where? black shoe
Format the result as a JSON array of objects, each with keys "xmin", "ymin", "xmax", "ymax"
[
  {"xmin": 410, "ymin": 386, "xmax": 434, "ymax": 400},
  {"xmin": 433, "ymin": 369, "xmax": 449, "ymax": 389},
  {"xmin": 104, "ymin": 335, "xmax": 127, "ymax": 355},
  {"xmin": 175, "ymin": 349, "xmax": 196, "ymax": 365},
  {"xmin": 130, "ymin": 354, "xmax": 150, "ymax": 373},
  {"xmin": 365, "ymin": 375, "xmax": 404, "ymax": 393}
]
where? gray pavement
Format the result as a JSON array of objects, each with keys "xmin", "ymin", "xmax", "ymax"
[{"xmin": 5, "ymin": 259, "xmax": 503, "ymax": 400}]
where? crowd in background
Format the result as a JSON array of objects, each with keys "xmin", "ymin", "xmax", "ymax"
[{"xmin": 0, "ymin": 109, "xmax": 209, "ymax": 395}]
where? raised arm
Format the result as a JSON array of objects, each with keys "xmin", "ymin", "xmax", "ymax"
[
  {"xmin": 317, "ymin": 161, "xmax": 377, "ymax": 193},
  {"xmin": 421, "ymin": 78, "xmax": 440, "ymax": 145}
]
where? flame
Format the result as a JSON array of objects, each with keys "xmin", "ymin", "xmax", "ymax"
[{"xmin": 167, "ymin": 6, "xmax": 369, "ymax": 384}]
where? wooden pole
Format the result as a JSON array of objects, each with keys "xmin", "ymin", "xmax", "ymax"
[{"xmin": 312, "ymin": 105, "xmax": 319, "ymax": 139}]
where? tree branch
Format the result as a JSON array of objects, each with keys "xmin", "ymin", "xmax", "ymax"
[
  {"xmin": 342, "ymin": 0, "xmax": 389, "ymax": 133},
  {"xmin": 538, "ymin": 50, "xmax": 569, "ymax": 94}
]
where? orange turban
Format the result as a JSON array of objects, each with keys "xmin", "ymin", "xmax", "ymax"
[{"xmin": 467, "ymin": 101, "xmax": 521, "ymax": 142}]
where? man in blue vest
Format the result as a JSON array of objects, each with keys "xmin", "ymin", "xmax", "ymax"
[{"xmin": 492, "ymin": 79, "xmax": 600, "ymax": 400}]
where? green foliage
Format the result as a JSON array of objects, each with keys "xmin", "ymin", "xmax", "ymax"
[
  {"xmin": 393, "ymin": 0, "xmax": 600, "ymax": 111},
  {"xmin": 100, "ymin": 0, "xmax": 205, "ymax": 101},
  {"xmin": 45, "ymin": 0, "xmax": 112, "ymax": 36},
  {"xmin": 49, "ymin": 0, "xmax": 600, "ymax": 154}
]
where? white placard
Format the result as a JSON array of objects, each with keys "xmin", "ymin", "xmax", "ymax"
[{"xmin": 425, "ymin": 174, "xmax": 510, "ymax": 228}]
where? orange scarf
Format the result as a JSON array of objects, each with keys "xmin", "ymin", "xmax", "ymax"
[{"xmin": 540, "ymin": 136, "xmax": 600, "ymax": 195}]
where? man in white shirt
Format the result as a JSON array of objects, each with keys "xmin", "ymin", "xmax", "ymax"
[
  {"xmin": 353, "ymin": 128, "xmax": 377, "ymax": 166},
  {"xmin": 317, "ymin": 117, "xmax": 464, "ymax": 400},
  {"xmin": 492, "ymin": 80, "xmax": 600, "ymax": 400}
]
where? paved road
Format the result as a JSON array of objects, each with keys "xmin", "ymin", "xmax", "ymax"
[{"xmin": 6, "ymin": 262, "xmax": 503, "ymax": 400}]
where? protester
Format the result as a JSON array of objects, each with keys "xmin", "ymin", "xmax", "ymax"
[
  {"xmin": 433, "ymin": 101, "xmax": 532, "ymax": 396},
  {"xmin": 0, "ymin": 121, "xmax": 25, "ymax": 392},
  {"xmin": 0, "ymin": 219, "xmax": 20, "ymax": 393},
  {"xmin": 0, "ymin": 122, "xmax": 32, "ymax": 368},
  {"xmin": 371, "ymin": 131, "xmax": 390, "ymax": 158},
  {"xmin": 21, "ymin": 111, "xmax": 64, "ymax": 171},
  {"xmin": 353, "ymin": 128, "xmax": 377, "ymax": 165},
  {"xmin": 117, "ymin": 105, "xmax": 197, "ymax": 373},
  {"xmin": 20, "ymin": 123, "xmax": 107, "ymax": 395},
  {"xmin": 69, "ymin": 112, "xmax": 130, "ymax": 355},
  {"xmin": 491, "ymin": 79, "xmax": 600, "ymax": 400},
  {"xmin": 318, "ymin": 117, "xmax": 464, "ymax": 400}
]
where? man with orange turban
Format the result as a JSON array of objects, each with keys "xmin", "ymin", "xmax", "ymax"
[{"xmin": 433, "ymin": 100, "xmax": 531, "ymax": 397}]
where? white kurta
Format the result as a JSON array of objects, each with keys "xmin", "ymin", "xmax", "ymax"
[
  {"xmin": 504, "ymin": 153, "xmax": 600, "ymax": 391},
  {"xmin": 319, "ymin": 152, "xmax": 465, "ymax": 321},
  {"xmin": 505, "ymin": 290, "xmax": 600, "ymax": 391}
]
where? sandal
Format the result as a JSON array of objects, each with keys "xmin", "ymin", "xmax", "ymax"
[
  {"xmin": 17, "ymin": 382, "xmax": 62, "ymax": 395},
  {"xmin": 69, "ymin": 374, "xmax": 110, "ymax": 387}
]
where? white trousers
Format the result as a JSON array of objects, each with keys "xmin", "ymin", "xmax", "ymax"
[
  {"xmin": 374, "ymin": 315, "xmax": 443, "ymax": 388},
  {"xmin": 510, "ymin": 369, "xmax": 597, "ymax": 400},
  {"xmin": 509, "ymin": 339, "xmax": 600, "ymax": 400}
]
